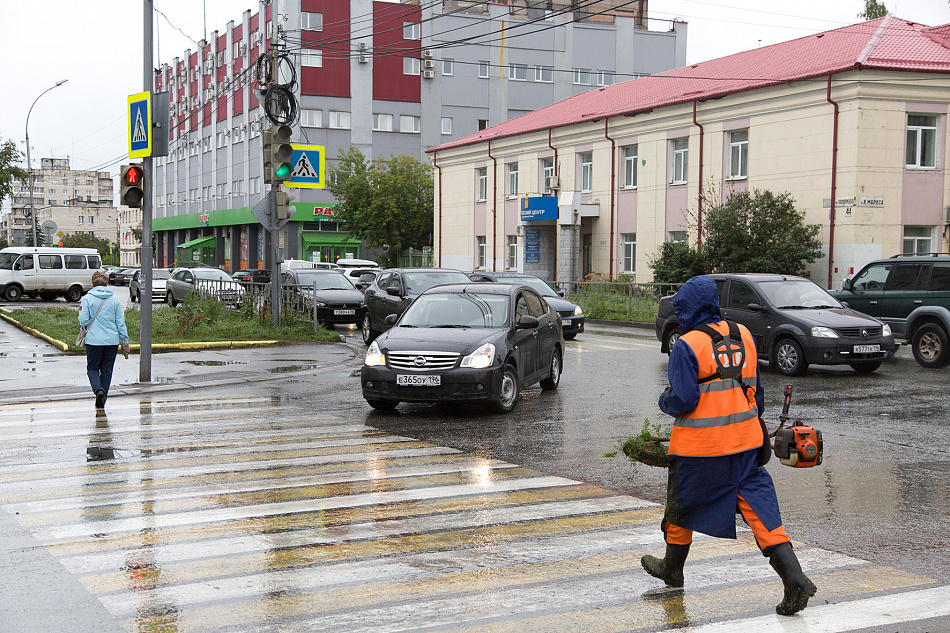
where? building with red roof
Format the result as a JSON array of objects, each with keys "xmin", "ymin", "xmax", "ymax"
[{"xmin": 428, "ymin": 16, "xmax": 950, "ymax": 289}]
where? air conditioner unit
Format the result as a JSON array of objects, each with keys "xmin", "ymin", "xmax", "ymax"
[
  {"xmin": 545, "ymin": 175, "xmax": 560, "ymax": 190},
  {"xmin": 422, "ymin": 50, "xmax": 433, "ymax": 58},
  {"xmin": 422, "ymin": 70, "xmax": 435, "ymax": 79},
  {"xmin": 423, "ymin": 59, "xmax": 435, "ymax": 69}
]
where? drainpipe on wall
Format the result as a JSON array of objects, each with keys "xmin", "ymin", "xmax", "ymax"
[
  {"xmin": 692, "ymin": 101, "xmax": 705, "ymax": 248},
  {"xmin": 433, "ymin": 150, "xmax": 442, "ymax": 267},
  {"xmin": 604, "ymin": 119, "xmax": 616, "ymax": 278},
  {"xmin": 548, "ymin": 128, "xmax": 559, "ymax": 180},
  {"xmin": 826, "ymin": 75, "xmax": 839, "ymax": 290},
  {"xmin": 488, "ymin": 139, "xmax": 498, "ymax": 271}
]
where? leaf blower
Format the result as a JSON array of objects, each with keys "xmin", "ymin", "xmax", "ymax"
[{"xmin": 772, "ymin": 385, "xmax": 823, "ymax": 468}]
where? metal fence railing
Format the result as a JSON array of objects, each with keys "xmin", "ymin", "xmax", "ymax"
[{"xmin": 554, "ymin": 281, "xmax": 682, "ymax": 323}]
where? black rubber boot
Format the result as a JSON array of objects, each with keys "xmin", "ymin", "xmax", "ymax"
[
  {"xmin": 769, "ymin": 542, "xmax": 817, "ymax": 615},
  {"xmin": 641, "ymin": 543, "xmax": 691, "ymax": 587}
]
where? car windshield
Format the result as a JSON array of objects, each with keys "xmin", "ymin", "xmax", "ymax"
[
  {"xmin": 152, "ymin": 270, "xmax": 171, "ymax": 280},
  {"xmin": 400, "ymin": 292, "xmax": 510, "ymax": 328},
  {"xmin": 758, "ymin": 280, "xmax": 843, "ymax": 309},
  {"xmin": 294, "ymin": 272, "xmax": 354, "ymax": 290},
  {"xmin": 0, "ymin": 254, "xmax": 17, "ymax": 270},
  {"xmin": 403, "ymin": 271, "xmax": 471, "ymax": 294},
  {"xmin": 194, "ymin": 269, "xmax": 231, "ymax": 281}
]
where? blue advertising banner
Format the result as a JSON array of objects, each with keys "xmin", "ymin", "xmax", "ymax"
[
  {"xmin": 521, "ymin": 196, "xmax": 558, "ymax": 221},
  {"xmin": 524, "ymin": 227, "xmax": 540, "ymax": 264}
]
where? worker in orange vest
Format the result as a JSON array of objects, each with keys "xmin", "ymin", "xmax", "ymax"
[{"xmin": 643, "ymin": 275, "xmax": 816, "ymax": 616}]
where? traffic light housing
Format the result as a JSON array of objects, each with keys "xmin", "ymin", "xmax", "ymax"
[
  {"xmin": 263, "ymin": 124, "xmax": 293, "ymax": 185},
  {"xmin": 275, "ymin": 191, "xmax": 291, "ymax": 220},
  {"xmin": 120, "ymin": 164, "xmax": 145, "ymax": 208}
]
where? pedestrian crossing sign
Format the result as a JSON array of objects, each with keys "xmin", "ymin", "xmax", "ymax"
[
  {"xmin": 128, "ymin": 91, "xmax": 151, "ymax": 159},
  {"xmin": 285, "ymin": 145, "xmax": 325, "ymax": 189}
]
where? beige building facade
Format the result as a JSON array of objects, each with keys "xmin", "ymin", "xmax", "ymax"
[{"xmin": 429, "ymin": 17, "xmax": 950, "ymax": 289}]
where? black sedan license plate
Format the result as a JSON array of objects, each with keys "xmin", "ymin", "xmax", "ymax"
[
  {"xmin": 853, "ymin": 344, "xmax": 880, "ymax": 353},
  {"xmin": 333, "ymin": 309, "xmax": 356, "ymax": 316},
  {"xmin": 396, "ymin": 374, "xmax": 441, "ymax": 387}
]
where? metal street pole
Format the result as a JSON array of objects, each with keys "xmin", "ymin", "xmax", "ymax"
[
  {"xmin": 140, "ymin": 0, "xmax": 154, "ymax": 382},
  {"xmin": 25, "ymin": 79, "xmax": 68, "ymax": 247}
]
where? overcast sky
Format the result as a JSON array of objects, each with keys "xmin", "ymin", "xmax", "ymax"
[{"xmin": 2, "ymin": 0, "xmax": 949, "ymax": 204}]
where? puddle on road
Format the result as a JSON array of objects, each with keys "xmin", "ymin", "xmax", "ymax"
[
  {"xmin": 181, "ymin": 360, "xmax": 250, "ymax": 366},
  {"xmin": 268, "ymin": 364, "xmax": 320, "ymax": 373}
]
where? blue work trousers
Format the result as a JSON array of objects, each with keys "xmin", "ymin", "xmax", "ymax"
[{"xmin": 86, "ymin": 344, "xmax": 119, "ymax": 402}]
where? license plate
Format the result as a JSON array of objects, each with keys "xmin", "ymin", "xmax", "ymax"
[
  {"xmin": 396, "ymin": 374, "xmax": 441, "ymax": 387},
  {"xmin": 853, "ymin": 344, "xmax": 880, "ymax": 353},
  {"xmin": 333, "ymin": 309, "xmax": 356, "ymax": 316}
]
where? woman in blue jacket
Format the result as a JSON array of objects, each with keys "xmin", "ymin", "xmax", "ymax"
[{"xmin": 79, "ymin": 271, "xmax": 130, "ymax": 408}]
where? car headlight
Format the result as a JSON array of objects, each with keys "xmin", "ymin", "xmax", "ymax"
[
  {"xmin": 573, "ymin": 305, "xmax": 583, "ymax": 317},
  {"xmin": 461, "ymin": 343, "xmax": 495, "ymax": 369},
  {"xmin": 364, "ymin": 341, "xmax": 386, "ymax": 366},
  {"xmin": 314, "ymin": 301, "xmax": 327, "ymax": 307},
  {"xmin": 811, "ymin": 326, "xmax": 838, "ymax": 338},
  {"xmin": 882, "ymin": 323, "xmax": 892, "ymax": 337}
]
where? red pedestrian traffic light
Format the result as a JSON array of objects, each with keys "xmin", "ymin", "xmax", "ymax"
[{"xmin": 120, "ymin": 164, "xmax": 144, "ymax": 208}]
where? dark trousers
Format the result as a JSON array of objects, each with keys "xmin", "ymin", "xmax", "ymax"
[{"xmin": 86, "ymin": 345, "xmax": 119, "ymax": 402}]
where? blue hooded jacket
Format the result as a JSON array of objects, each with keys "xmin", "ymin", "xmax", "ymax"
[
  {"xmin": 659, "ymin": 275, "xmax": 763, "ymax": 417},
  {"xmin": 78, "ymin": 286, "xmax": 129, "ymax": 347}
]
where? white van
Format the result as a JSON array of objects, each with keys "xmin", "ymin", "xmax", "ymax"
[{"xmin": 0, "ymin": 247, "xmax": 102, "ymax": 302}]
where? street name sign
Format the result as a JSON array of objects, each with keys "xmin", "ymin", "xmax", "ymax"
[
  {"xmin": 285, "ymin": 145, "xmax": 325, "ymax": 189},
  {"xmin": 128, "ymin": 91, "xmax": 151, "ymax": 159}
]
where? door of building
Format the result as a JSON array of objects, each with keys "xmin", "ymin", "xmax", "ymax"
[{"xmin": 582, "ymin": 234, "xmax": 592, "ymax": 278}]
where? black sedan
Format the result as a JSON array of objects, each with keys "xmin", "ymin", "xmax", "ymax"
[
  {"xmin": 232, "ymin": 269, "xmax": 271, "ymax": 285},
  {"xmin": 108, "ymin": 268, "xmax": 136, "ymax": 286},
  {"xmin": 655, "ymin": 273, "xmax": 897, "ymax": 375},
  {"xmin": 361, "ymin": 283, "xmax": 563, "ymax": 413},
  {"xmin": 280, "ymin": 269, "xmax": 365, "ymax": 327},
  {"xmin": 468, "ymin": 271, "xmax": 585, "ymax": 339}
]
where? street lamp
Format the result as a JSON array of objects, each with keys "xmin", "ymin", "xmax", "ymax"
[{"xmin": 25, "ymin": 79, "xmax": 68, "ymax": 248}]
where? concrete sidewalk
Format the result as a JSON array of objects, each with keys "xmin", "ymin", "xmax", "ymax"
[{"xmin": 0, "ymin": 317, "xmax": 363, "ymax": 406}]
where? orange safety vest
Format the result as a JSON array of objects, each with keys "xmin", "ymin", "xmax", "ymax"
[{"xmin": 668, "ymin": 321, "xmax": 763, "ymax": 457}]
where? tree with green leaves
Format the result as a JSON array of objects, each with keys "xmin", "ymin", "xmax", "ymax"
[
  {"xmin": 858, "ymin": 0, "xmax": 887, "ymax": 19},
  {"xmin": 61, "ymin": 233, "xmax": 115, "ymax": 262},
  {"xmin": 326, "ymin": 147, "xmax": 433, "ymax": 267},
  {"xmin": 648, "ymin": 240, "xmax": 706, "ymax": 284},
  {"xmin": 1, "ymin": 138, "xmax": 28, "ymax": 209},
  {"xmin": 0, "ymin": 237, "xmax": 9, "ymax": 251}
]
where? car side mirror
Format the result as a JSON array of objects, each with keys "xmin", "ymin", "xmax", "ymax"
[
  {"xmin": 842, "ymin": 279, "xmax": 853, "ymax": 291},
  {"xmin": 557, "ymin": 290, "xmax": 565, "ymax": 297},
  {"xmin": 384, "ymin": 314, "xmax": 398, "ymax": 326},
  {"xmin": 840, "ymin": 301, "xmax": 849, "ymax": 308},
  {"xmin": 516, "ymin": 315, "xmax": 540, "ymax": 330},
  {"xmin": 748, "ymin": 303, "xmax": 766, "ymax": 312},
  {"xmin": 386, "ymin": 286, "xmax": 401, "ymax": 297}
]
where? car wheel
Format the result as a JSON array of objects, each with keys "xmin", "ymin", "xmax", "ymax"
[
  {"xmin": 492, "ymin": 365, "xmax": 520, "ymax": 413},
  {"xmin": 366, "ymin": 399, "xmax": 399, "ymax": 410},
  {"xmin": 65, "ymin": 285, "xmax": 83, "ymax": 303},
  {"xmin": 166, "ymin": 291, "xmax": 178, "ymax": 307},
  {"xmin": 130, "ymin": 290, "xmax": 137, "ymax": 303},
  {"xmin": 850, "ymin": 361, "xmax": 882, "ymax": 374},
  {"xmin": 665, "ymin": 327, "xmax": 681, "ymax": 354},
  {"xmin": 361, "ymin": 313, "xmax": 377, "ymax": 345},
  {"xmin": 773, "ymin": 338, "xmax": 808, "ymax": 376},
  {"xmin": 4, "ymin": 285, "xmax": 23, "ymax": 302},
  {"xmin": 540, "ymin": 348, "xmax": 561, "ymax": 390},
  {"xmin": 911, "ymin": 323, "xmax": 950, "ymax": 368}
]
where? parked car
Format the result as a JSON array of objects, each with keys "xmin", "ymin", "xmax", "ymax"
[
  {"xmin": 280, "ymin": 269, "xmax": 365, "ymax": 326},
  {"xmin": 231, "ymin": 269, "xmax": 271, "ymax": 285},
  {"xmin": 337, "ymin": 258, "xmax": 379, "ymax": 269},
  {"xmin": 362, "ymin": 268, "xmax": 473, "ymax": 344},
  {"xmin": 361, "ymin": 282, "xmax": 563, "ymax": 412},
  {"xmin": 468, "ymin": 271, "xmax": 585, "ymax": 339},
  {"xmin": 108, "ymin": 268, "xmax": 136, "ymax": 286},
  {"xmin": 165, "ymin": 267, "xmax": 245, "ymax": 307},
  {"xmin": 0, "ymin": 247, "xmax": 102, "ymax": 302},
  {"xmin": 342, "ymin": 267, "xmax": 383, "ymax": 290},
  {"xmin": 129, "ymin": 269, "xmax": 171, "ymax": 302},
  {"xmin": 655, "ymin": 273, "xmax": 896, "ymax": 376},
  {"xmin": 829, "ymin": 254, "xmax": 950, "ymax": 368}
]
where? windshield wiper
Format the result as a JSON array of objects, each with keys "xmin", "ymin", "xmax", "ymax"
[
  {"xmin": 775, "ymin": 305, "xmax": 807, "ymax": 310},
  {"xmin": 432, "ymin": 324, "xmax": 471, "ymax": 328},
  {"xmin": 807, "ymin": 305, "xmax": 839, "ymax": 310}
]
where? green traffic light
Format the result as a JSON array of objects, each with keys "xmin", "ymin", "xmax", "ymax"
[{"xmin": 275, "ymin": 162, "xmax": 292, "ymax": 179}]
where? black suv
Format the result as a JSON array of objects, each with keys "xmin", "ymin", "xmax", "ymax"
[
  {"xmin": 656, "ymin": 274, "xmax": 896, "ymax": 376},
  {"xmin": 830, "ymin": 254, "xmax": 950, "ymax": 368}
]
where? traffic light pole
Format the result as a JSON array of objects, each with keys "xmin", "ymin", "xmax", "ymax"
[{"xmin": 140, "ymin": 0, "xmax": 154, "ymax": 382}]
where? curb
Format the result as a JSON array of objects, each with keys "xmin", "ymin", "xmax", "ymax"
[{"xmin": 0, "ymin": 309, "xmax": 70, "ymax": 351}]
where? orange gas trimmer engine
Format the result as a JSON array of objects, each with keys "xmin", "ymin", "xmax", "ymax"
[{"xmin": 772, "ymin": 385, "xmax": 823, "ymax": 468}]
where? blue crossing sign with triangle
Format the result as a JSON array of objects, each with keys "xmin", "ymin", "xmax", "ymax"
[
  {"xmin": 285, "ymin": 144, "xmax": 325, "ymax": 189},
  {"xmin": 128, "ymin": 91, "xmax": 151, "ymax": 159}
]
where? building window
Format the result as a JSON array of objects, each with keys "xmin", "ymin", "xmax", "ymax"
[
  {"xmin": 535, "ymin": 65, "xmax": 553, "ymax": 82},
  {"xmin": 302, "ymin": 12, "xmax": 323, "ymax": 30},
  {"xmin": 302, "ymin": 49, "xmax": 322, "ymax": 67},
  {"xmin": 476, "ymin": 167, "xmax": 487, "ymax": 202},
  {"xmin": 442, "ymin": 58, "xmax": 454, "ymax": 75},
  {"xmin": 77, "ymin": 215, "xmax": 84, "ymax": 224},
  {"xmin": 403, "ymin": 57, "xmax": 420, "ymax": 75},
  {"xmin": 621, "ymin": 233, "xmax": 636, "ymax": 273},
  {"xmin": 903, "ymin": 226, "xmax": 934, "ymax": 254},
  {"xmin": 506, "ymin": 162, "xmax": 519, "ymax": 196},
  {"xmin": 596, "ymin": 70, "xmax": 614, "ymax": 86},
  {"xmin": 478, "ymin": 61, "xmax": 489, "ymax": 78},
  {"xmin": 399, "ymin": 115, "xmax": 420, "ymax": 133},
  {"xmin": 403, "ymin": 22, "xmax": 420, "ymax": 40},
  {"xmin": 216, "ymin": 131, "xmax": 226, "ymax": 148},
  {"xmin": 477, "ymin": 119, "xmax": 489, "ymax": 131},
  {"xmin": 573, "ymin": 68, "xmax": 591, "ymax": 85},
  {"xmin": 441, "ymin": 117, "xmax": 453, "ymax": 135},
  {"xmin": 728, "ymin": 129, "xmax": 748, "ymax": 179},
  {"xmin": 507, "ymin": 235, "xmax": 518, "ymax": 270},
  {"xmin": 301, "ymin": 109, "xmax": 322, "ymax": 128},
  {"xmin": 622, "ymin": 145, "xmax": 638, "ymax": 188},
  {"xmin": 580, "ymin": 152, "xmax": 593, "ymax": 193},
  {"xmin": 476, "ymin": 236, "xmax": 487, "ymax": 269},
  {"xmin": 203, "ymin": 136, "xmax": 211, "ymax": 152},
  {"xmin": 671, "ymin": 138, "xmax": 688, "ymax": 184},
  {"xmin": 509, "ymin": 63, "xmax": 528, "ymax": 81},
  {"xmin": 373, "ymin": 113, "xmax": 393, "ymax": 132},
  {"xmin": 329, "ymin": 111, "xmax": 351, "ymax": 129},
  {"xmin": 669, "ymin": 231, "xmax": 687, "ymax": 243},
  {"xmin": 541, "ymin": 157, "xmax": 554, "ymax": 194},
  {"xmin": 906, "ymin": 115, "xmax": 937, "ymax": 169}
]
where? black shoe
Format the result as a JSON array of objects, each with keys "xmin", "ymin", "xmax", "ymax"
[
  {"xmin": 641, "ymin": 542, "xmax": 691, "ymax": 587},
  {"xmin": 769, "ymin": 542, "xmax": 817, "ymax": 615},
  {"xmin": 95, "ymin": 390, "xmax": 105, "ymax": 409}
]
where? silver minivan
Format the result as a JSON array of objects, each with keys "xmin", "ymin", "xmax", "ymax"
[{"xmin": 0, "ymin": 247, "xmax": 102, "ymax": 302}]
